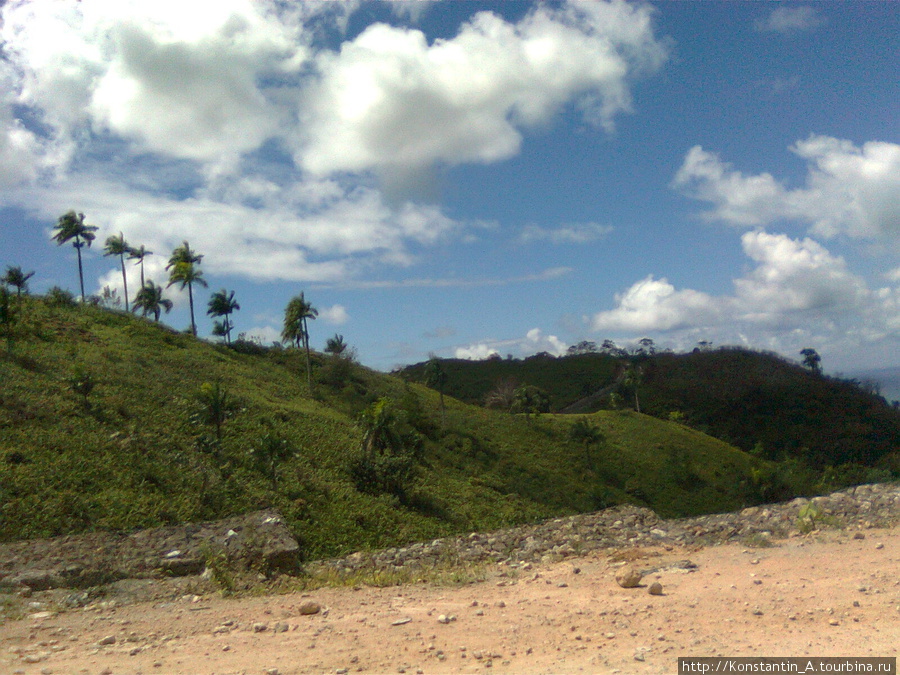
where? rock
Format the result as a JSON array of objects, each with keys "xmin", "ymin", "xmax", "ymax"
[
  {"xmin": 853, "ymin": 532, "xmax": 865, "ymax": 540},
  {"xmin": 648, "ymin": 582, "xmax": 664, "ymax": 595},
  {"xmin": 616, "ymin": 568, "xmax": 643, "ymax": 588},
  {"xmin": 299, "ymin": 601, "xmax": 321, "ymax": 616},
  {"xmin": 274, "ymin": 622, "xmax": 289, "ymax": 633},
  {"xmin": 98, "ymin": 635, "xmax": 116, "ymax": 646},
  {"xmin": 437, "ymin": 614, "xmax": 450, "ymax": 624},
  {"xmin": 252, "ymin": 622, "xmax": 268, "ymax": 633}
]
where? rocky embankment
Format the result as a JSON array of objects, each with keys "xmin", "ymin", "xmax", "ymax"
[{"xmin": 2, "ymin": 483, "xmax": 899, "ymax": 593}]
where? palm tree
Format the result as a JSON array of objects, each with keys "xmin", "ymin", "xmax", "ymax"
[
  {"xmin": 282, "ymin": 292, "xmax": 318, "ymax": 390},
  {"xmin": 324, "ymin": 333, "xmax": 348, "ymax": 358},
  {"xmin": 52, "ymin": 211, "xmax": 98, "ymax": 302},
  {"xmin": 3, "ymin": 266, "xmax": 35, "ymax": 297},
  {"xmin": 570, "ymin": 418, "xmax": 604, "ymax": 468},
  {"xmin": 207, "ymin": 289, "xmax": 240, "ymax": 344},
  {"xmin": 128, "ymin": 245, "xmax": 153, "ymax": 287},
  {"xmin": 623, "ymin": 364, "xmax": 643, "ymax": 413},
  {"xmin": 103, "ymin": 233, "xmax": 131, "ymax": 311},
  {"xmin": 425, "ymin": 356, "xmax": 448, "ymax": 426},
  {"xmin": 133, "ymin": 281, "xmax": 173, "ymax": 321},
  {"xmin": 167, "ymin": 242, "xmax": 206, "ymax": 336}
]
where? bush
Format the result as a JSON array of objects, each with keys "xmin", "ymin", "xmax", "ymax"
[{"xmin": 46, "ymin": 286, "xmax": 76, "ymax": 307}]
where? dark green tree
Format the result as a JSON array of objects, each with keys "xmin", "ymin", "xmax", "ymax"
[
  {"xmin": 282, "ymin": 293, "xmax": 318, "ymax": 391},
  {"xmin": 167, "ymin": 243, "xmax": 207, "ymax": 336},
  {"xmin": 207, "ymin": 289, "xmax": 240, "ymax": 344},
  {"xmin": 351, "ymin": 398, "xmax": 420, "ymax": 497},
  {"xmin": 192, "ymin": 382, "xmax": 237, "ymax": 448},
  {"xmin": 250, "ymin": 423, "xmax": 295, "ymax": 490},
  {"xmin": 52, "ymin": 211, "xmax": 98, "ymax": 302},
  {"xmin": 800, "ymin": 348, "xmax": 822, "ymax": 374},
  {"xmin": 512, "ymin": 384, "xmax": 551, "ymax": 420},
  {"xmin": 3, "ymin": 266, "xmax": 35, "ymax": 297},
  {"xmin": 0, "ymin": 287, "xmax": 17, "ymax": 352},
  {"xmin": 103, "ymin": 232, "xmax": 131, "ymax": 311},
  {"xmin": 133, "ymin": 281, "xmax": 173, "ymax": 321},
  {"xmin": 570, "ymin": 418, "xmax": 604, "ymax": 467}
]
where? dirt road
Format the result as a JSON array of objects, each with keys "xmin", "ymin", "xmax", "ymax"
[{"xmin": 2, "ymin": 527, "xmax": 898, "ymax": 675}]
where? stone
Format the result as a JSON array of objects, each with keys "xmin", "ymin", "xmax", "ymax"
[
  {"xmin": 616, "ymin": 568, "xmax": 643, "ymax": 588},
  {"xmin": 648, "ymin": 582, "xmax": 664, "ymax": 595},
  {"xmin": 252, "ymin": 622, "xmax": 268, "ymax": 633},
  {"xmin": 299, "ymin": 601, "xmax": 321, "ymax": 615},
  {"xmin": 98, "ymin": 635, "xmax": 116, "ymax": 646}
]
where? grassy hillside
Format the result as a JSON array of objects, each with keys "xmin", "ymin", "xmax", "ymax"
[
  {"xmin": 402, "ymin": 349, "xmax": 900, "ymax": 483},
  {"xmin": 1, "ymin": 297, "xmax": 787, "ymax": 558}
]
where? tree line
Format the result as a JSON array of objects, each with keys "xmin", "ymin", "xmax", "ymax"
[{"xmin": 2, "ymin": 210, "xmax": 353, "ymax": 388}]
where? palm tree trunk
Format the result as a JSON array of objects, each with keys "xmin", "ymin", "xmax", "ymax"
[
  {"xmin": 188, "ymin": 282, "xmax": 196, "ymax": 335},
  {"xmin": 119, "ymin": 255, "xmax": 129, "ymax": 311},
  {"xmin": 76, "ymin": 244, "xmax": 86, "ymax": 302},
  {"xmin": 303, "ymin": 321, "xmax": 313, "ymax": 391}
]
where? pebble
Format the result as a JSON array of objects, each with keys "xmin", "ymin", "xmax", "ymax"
[
  {"xmin": 648, "ymin": 582, "xmax": 664, "ymax": 595},
  {"xmin": 252, "ymin": 622, "xmax": 268, "ymax": 633},
  {"xmin": 299, "ymin": 601, "xmax": 321, "ymax": 616},
  {"xmin": 97, "ymin": 635, "xmax": 116, "ymax": 646}
]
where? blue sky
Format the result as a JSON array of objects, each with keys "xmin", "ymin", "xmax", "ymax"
[{"xmin": 1, "ymin": 1, "xmax": 897, "ymax": 377}]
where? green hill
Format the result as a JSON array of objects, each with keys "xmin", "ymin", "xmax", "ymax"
[
  {"xmin": 401, "ymin": 349, "xmax": 900, "ymax": 484},
  {"xmin": 0, "ymin": 297, "xmax": 808, "ymax": 558}
]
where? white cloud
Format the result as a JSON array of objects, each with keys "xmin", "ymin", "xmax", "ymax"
[
  {"xmin": 319, "ymin": 304, "xmax": 349, "ymax": 325},
  {"xmin": 519, "ymin": 222, "xmax": 613, "ymax": 245},
  {"xmin": 0, "ymin": 0, "xmax": 666, "ymax": 286},
  {"xmin": 590, "ymin": 231, "xmax": 899, "ymax": 358},
  {"xmin": 755, "ymin": 7, "xmax": 824, "ymax": 34},
  {"xmin": 453, "ymin": 327, "xmax": 568, "ymax": 361},
  {"xmin": 455, "ymin": 342, "xmax": 500, "ymax": 361},
  {"xmin": 297, "ymin": 1, "xmax": 667, "ymax": 176},
  {"xmin": 673, "ymin": 137, "xmax": 900, "ymax": 240}
]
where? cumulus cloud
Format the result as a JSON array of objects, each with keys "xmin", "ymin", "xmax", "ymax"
[
  {"xmin": 454, "ymin": 327, "xmax": 568, "ymax": 361},
  {"xmin": 319, "ymin": 304, "xmax": 349, "ymax": 325},
  {"xmin": 0, "ymin": 0, "xmax": 668, "ymax": 286},
  {"xmin": 673, "ymin": 137, "xmax": 900, "ymax": 240},
  {"xmin": 297, "ymin": 1, "xmax": 668, "ymax": 176},
  {"xmin": 519, "ymin": 222, "xmax": 613, "ymax": 245},
  {"xmin": 755, "ymin": 7, "xmax": 824, "ymax": 34},
  {"xmin": 590, "ymin": 231, "xmax": 898, "ymax": 353}
]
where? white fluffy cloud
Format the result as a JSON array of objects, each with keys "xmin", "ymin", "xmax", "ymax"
[
  {"xmin": 298, "ymin": 1, "xmax": 667, "ymax": 176},
  {"xmin": 454, "ymin": 327, "xmax": 568, "ymax": 361},
  {"xmin": 673, "ymin": 136, "xmax": 900, "ymax": 240},
  {"xmin": 591, "ymin": 231, "xmax": 898, "ymax": 350},
  {"xmin": 0, "ymin": 0, "xmax": 668, "ymax": 285},
  {"xmin": 319, "ymin": 304, "xmax": 349, "ymax": 325}
]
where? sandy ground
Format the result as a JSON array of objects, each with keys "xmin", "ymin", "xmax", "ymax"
[{"xmin": 2, "ymin": 527, "xmax": 899, "ymax": 675}]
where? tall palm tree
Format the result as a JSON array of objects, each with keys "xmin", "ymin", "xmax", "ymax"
[
  {"xmin": 52, "ymin": 211, "xmax": 98, "ymax": 302},
  {"xmin": 103, "ymin": 233, "xmax": 131, "ymax": 311},
  {"xmin": 128, "ymin": 245, "xmax": 153, "ymax": 287},
  {"xmin": 623, "ymin": 364, "xmax": 643, "ymax": 413},
  {"xmin": 282, "ymin": 292, "xmax": 318, "ymax": 390},
  {"xmin": 166, "ymin": 242, "xmax": 206, "ymax": 336},
  {"xmin": 207, "ymin": 289, "xmax": 240, "ymax": 344},
  {"xmin": 133, "ymin": 281, "xmax": 173, "ymax": 321},
  {"xmin": 2, "ymin": 266, "xmax": 35, "ymax": 297},
  {"xmin": 425, "ymin": 356, "xmax": 448, "ymax": 426}
]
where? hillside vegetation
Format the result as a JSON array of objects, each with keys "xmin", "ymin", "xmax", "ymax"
[
  {"xmin": 401, "ymin": 348, "xmax": 900, "ymax": 492},
  {"xmin": 0, "ymin": 297, "xmax": 780, "ymax": 558}
]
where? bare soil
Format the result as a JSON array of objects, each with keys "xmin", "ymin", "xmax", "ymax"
[{"xmin": 2, "ymin": 526, "xmax": 898, "ymax": 675}]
